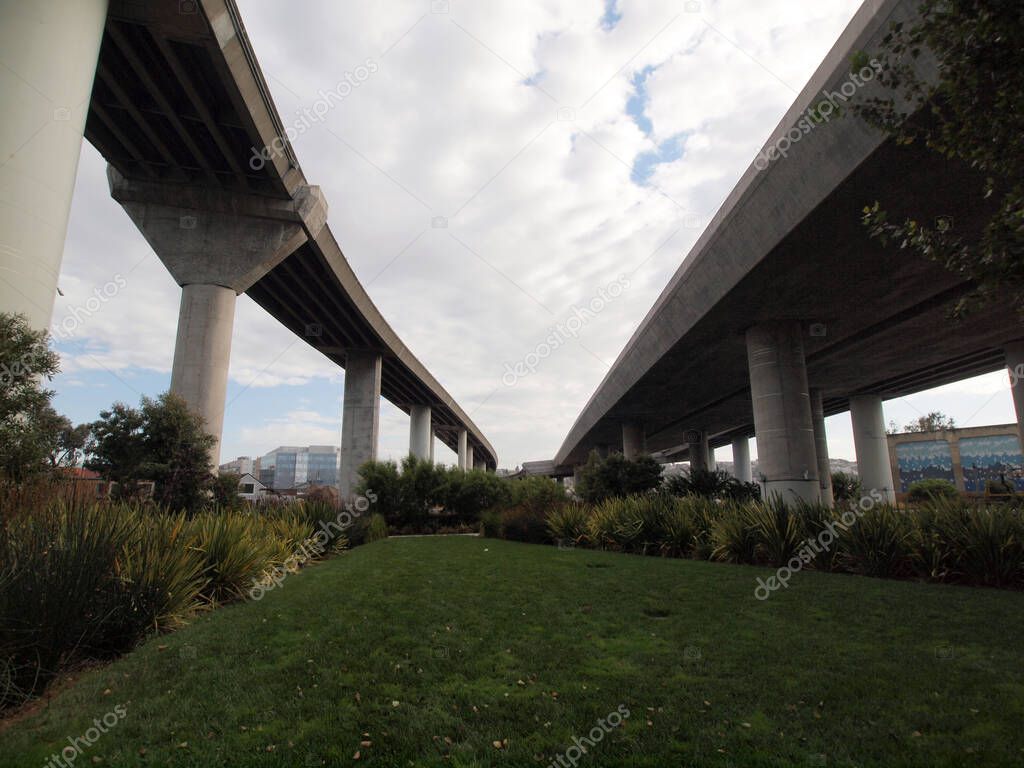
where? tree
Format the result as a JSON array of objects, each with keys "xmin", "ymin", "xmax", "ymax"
[
  {"xmin": 0, "ymin": 313, "xmax": 63, "ymax": 481},
  {"xmin": 855, "ymin": 0, "xmax": 1024, "ymax": 316},
  {"xmin": 212, "ymin": 471, "xmax": 243, "ymax": 509},
  {"xmin": 575, "ymin": 451, "xmax": 663, "ymax": 503},
  {"xmin": 86, "ymin": 392, "xmax": 214, "ymax": 512},
  {"xmin": 903, "ymin": 411, "xmax": 955, "ymax": 433}
]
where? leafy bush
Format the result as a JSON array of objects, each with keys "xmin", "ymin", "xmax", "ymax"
[
  {"xmin": 367, "ymin": 513, "xmax": 389, "ymax": 542},
  {"xmin": 658, "ymin": 496, "xmax": 697, "ymax": 557},
  {"xmin": 907, "ymin": 478, "xmax": 959, "ymax": 503},
  {"xmin": 711, "ymin": 503, "xmax": 759, "ymax": 564},
  {"xmin": 666, "ymin": 469, "xmax": 760, "ymax": 502},
  {"xmin": 575, "ymin": 451, "xmax": 663, "ymax": 503},
  {"xmin": 831, "ymin": 472, "xmax": 862, "ymax": 503},
  {"xmin": 500, "ymin": 506, "xmax": 550, "ymax": 544},
  {"xmin": 188, "ymin": 511, "xmax": 280, "ymax": 603},
  {"xmin": 479, "ymin": 509, "xmax": 502, "ymax": 538},
  {"xmin": 587, "ymin": 496, "xmax": 645, "ymax": 551}
]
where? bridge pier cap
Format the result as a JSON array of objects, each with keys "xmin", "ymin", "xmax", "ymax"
[{"xmin": 108, "ymin": 167, "xmax": 327, "ymax": 465}]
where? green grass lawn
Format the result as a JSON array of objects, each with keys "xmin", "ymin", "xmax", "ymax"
[{"xmin": 3, "ymin": 537, "xmax": 1024, "ymax": 767}]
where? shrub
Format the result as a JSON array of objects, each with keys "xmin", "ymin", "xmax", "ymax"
[
  {"xmin": 836, "ymin": 505, "xmax": 911, "ymax": 578},
  {"xmin": 367, "ymin": 513, "xmax": 389, "ymax": 542},
  {"xmin": 666, "ymin": 469, "xmax": 760, "ymax": 502},
  {"xmin": 748, "ymin": 496, "xmax": 804, "ymax": 566},
  {"xmin": 711, "ymin": 503, "xmax": 758, "ymax": 564},
  {"xmin": 796, "ymin": 500, "xmax": 842, "ymax": 571},
  {"xmin": 907, "ymin": 478, "xmax": 959, "ymax": 503},
  {"xmin": 500, "ymin": 506, "xmax": 549, "ymax": 544},
  {"xmin": 442, "ymin": 469, "xmax": 509, "ymax": 525},
  {"xmin": 575, "ymin": 451, "xmax": 662, "ymax": 503},
  {"xmin": 508, "ymin": 476, "xmax": 566, "ymax": 513},
  {"xmin": 546, "ymin": 503, "xmax": 590, "ymax": 546},
  {"xmin": 658, "ymin": 497, "xmax": 697, "ymax": 557},
  {"xmin": 188, "ymin": 510, "xmax": 279, "ymax": 603},
  {"xmin": 587, "ymin": 496, "xmax": 648, "ymax": 551},
  {"xmin": 831, "ymin": 472, "xmax": 862, "ymax": 503},
  {"xmin": 479, "ymin": 509, "xmax": 502, "ymax": 538}
]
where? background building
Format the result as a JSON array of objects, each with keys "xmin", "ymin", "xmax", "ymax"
[
  {"xmin": 889, "ymin": 424, "xmax": 1024, "ymax": 493},
  {"xmin": 219, "ymin": 456, "xmax": 259, "ymax": 477},
  {"xmin": 259, "ymin": 446, "xmax": 340, "ymax": 490}
]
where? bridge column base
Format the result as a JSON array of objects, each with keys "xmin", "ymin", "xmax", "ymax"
[
  {"xmin": 409, "ymin": 405, "xmax": 432, "ymax": 461},
  {"xmin": 339, "ymin": 351, "xmax": 381, "ymax": 500},
  {"xmin": 810, "ymin": 388, "xmax": 835, "ymax": 507},
  {"xmin": 850, "ymin": 395, "xmax": 895, "ymax": 503},
  {"xmin": 746, "ymin": 321, "xmax": 820, "ymax": 504}
]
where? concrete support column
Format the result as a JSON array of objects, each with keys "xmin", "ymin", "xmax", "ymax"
[
  {"xmin": 1006, "ymin": 341, "xmax": 1024, "ymax": 455},
  {"xmin": 170, "ymin": 285, "xmax": 236, "ymax": 467},
  {"xmin": 810, "ymin": 388, "xmax": 835, "ymax": 507},
  {"xmin": 849, "ymin": 395, "xmax": 896, "ymax": 503},
  {"xmin": 465, "ymin": 443, "xmax": 475, "ymax": 470},
  {"xmin": 687, "ymin": 430, "xmax": 710, "ymax": 472},
  {"xmin": 622, "ymin": 420, "xmax": 645, "ymax": 460},
  {"xmin": 731, "ymin": 437, "xmax": 752, "ymax": 483},
  {"xmin": 409, "ymin": 405, "xmax": 432, "ymax": 461},
  {"xmin": 473, "ymin": 456, "xmax": 487, "ymax": 471},
  {"xmin": 746, "ymin": 321, "xmax": 820, "ymax": 503},
  {"xmin": 0, "ymin": 0, "xmax": 108, "ymax": 330},
  {"xmin": 338, "ymin": 351, "xmax": 381, "ymax": 500},
  {"xmin": 457, "ymin": 429, "xmax": 469, "ymax": 470}
]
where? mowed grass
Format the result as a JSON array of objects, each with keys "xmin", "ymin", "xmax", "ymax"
[{"xmin": 3, "ymin": 537, "xmax": 1024, "ymax": 767}]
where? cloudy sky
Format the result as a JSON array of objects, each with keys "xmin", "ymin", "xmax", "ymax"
[{"xmin": 50, "ymin": 0, "xmax": 1016, "ymax": 469}]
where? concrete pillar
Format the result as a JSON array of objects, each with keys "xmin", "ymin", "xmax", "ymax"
[
  {"xmin": 338, "ymin": 350, "xmax": 381, "ymax": 500},
  {"xmin": 457, "ymin": 429, "xmax": 469, "ymax": 470},
  {"xmin": 170, "ymin": 285, "xmax": 235, "ymax": 467},
  {"xmin": 849, "ymin": 395, "xmax": 896, "ymax": 503},
  {"xmin": 687, "ymin": 430, "xmax": 710, "ymax": 472},
  {"xmin": 0, "ymin": 0, "xmax": 108, "ymax": 330},
  {"xmin": 731, "ymin": 437, "xmax": 752, "ymax": 483},
  {"xmin": 409, "ymin": 405, "xmax": 432, "ymax": 461},
  {"xmin": 1006, "ymin": 341, "xmax": 1024, "ymax": 455},
  {"xmin": 746, "ymin": 321, "xmax": 820, "ymax": 503},
  {"xmin": 465, "ymin": 443, "xmax": 475, "ymax": 470},
  {"xmin": 810, "ymin": 388, "xmax": 835, "ymax": 507},
  {"xmin": 622, "ymin": 420, "xmax": 645, "ymax": 459},
  {"xmin": 473, "ymin": 456, "xmax": 487, "ymax": 471}
]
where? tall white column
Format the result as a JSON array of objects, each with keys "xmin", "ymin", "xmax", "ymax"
[
  {"xmin": 810, "ymin": 388, "xmax": 835, "ymax": 507},
  {"xmin": 0, "ymin": 0, "xmax": 109, "ymax": 329},
  {"xmin": 457, "ymin": 428, "xmax": 469, "ymax": 470},
  {"xmin": 731, "ymin": 437, "xmax": 752, "ymax": 483},
  {"xmin": 746, "ymin": 321, "xmax": 820, "ymax": 503},
  {"xmin": 622, "ymin": 420, "xmax": 645, "ymax": 459},
  {"xmin": 849, "ymin": 395, "xmax": 896, "ymax": 503},
  {"xmin": 466, "ymin": 443, "xmax": 475, "ymax": 470},
  {"xmin": 170, "ymin": 284, "xmax": 236, "ymax": 468},
  {"xmin": 338, "ymin": 351, "xmax": 381, "ymax": 500},
  {"xmin": 1006, "ymin": 341, "xmax": 1024, "ymax": 456},
  {"xmin": 409, "ymin": 404, "xmax": 432, "ymax": 461}
]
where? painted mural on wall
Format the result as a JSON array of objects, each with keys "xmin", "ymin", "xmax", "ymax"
[
  {"xmin": 895, "ymin": 440, "xmax": 955, "ymax": 492},
  {"xmin": 959, "ymin": 434, "xmax": 1024, "ymax": 492}
]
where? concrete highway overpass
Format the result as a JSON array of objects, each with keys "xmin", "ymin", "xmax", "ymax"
[
  {"xmin": 0, "ymin": 0, "xmax": 497, "ymax": 494},
  {"xmin": 554, "ymin": 0, "xmax": 1023, "ymax": 503}
]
